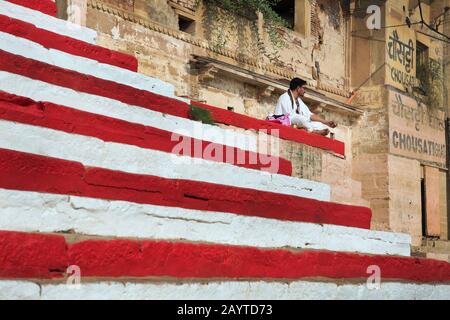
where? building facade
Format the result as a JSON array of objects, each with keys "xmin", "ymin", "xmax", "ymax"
[
  {"xmin": 55, "ymin": 0, "xmax": 450, "ymax": 260},
  {"xmin": 350, "ymin": 0, "xmax": 449, "ymax": 259}
]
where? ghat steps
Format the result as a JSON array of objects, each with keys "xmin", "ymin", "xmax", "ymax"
[{"xmin": 0, "ymin": 0, "xmax": 448, "ymax": 300}]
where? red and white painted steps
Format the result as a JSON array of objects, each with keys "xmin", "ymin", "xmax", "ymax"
[
  {"xmin": 0, "ymin": 0, "xmax": 346, "ymax": 156},
  {"xmin": 0, "ymin": 71, "xmax": 260, "ymax": 153},
  {"xmin": 0, "ymin": 96, "xmax": 410, "ymax": 256},
  {"xmin": 0, "ymin": 92, "xmax": 410, "ymax": 256},
  {"xmin": 0, "ymin": 2, "xmax": 447, "ymax": 300},
  {"xmin": 0, "ymin": 15, "xmax": 137, "ymax": 71},
  {"xmin": 0, "ymin": 93, "xmax": 335, "ymax": 202},
  {"xmin": 0, "ymin": 231, "xmax": 448, "ymax": 283},
  {"xmin": 0, "ymin": 0, "xmax": 375, "ymax": 226},
  {"xmin": 0, "ymin": 9, "xmax": 180, "ymax": 100},
  {"xmin": 0, "ymin": 47, "xmax": 344, "ymax": 156},
  {"xmin": 0, "ymin": 229, "xmax": 447, "ymax": 299},
  {"xmin": 0, "ymin": 148, "xmax": 371, "ymax": 229},
  {"xmin": 0, "ymin": 0, "xmax": 96, "ymax": 43},
  {"xmin": 0, "ymin": 53, "xmax": 338, "ymax": 202},
  {"xmin": 0, "ymin": 38, "xmax": 257, "ymax": 153},
  {"xmin": 0, "ymin": 189, "xmax": 410, "ymax": 256},
  {"xmin": 0, "ymin": 1, "xmax": 376, "ymax": 232},
  {"xmin": 0, "ymin": 92, "xmax": 292, "ymax": 176}
]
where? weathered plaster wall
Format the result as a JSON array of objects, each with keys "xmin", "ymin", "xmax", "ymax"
[
  {"xmin": 351, "ymin": 87, "xmax": 389, "ymax": 158},
  {"xmin": 388, "ymin": 155, "xmax": 422, "ymax": 247},
  {"xmin": 352, "ymin": 153, "xmax": 390, "ymax": 231},
  {"xmin": 88, "ymin": 8, "xmax": 194, "ymax": 97},
  {"xmin": 313, "ymin": 0, "xmax": 347, "ymax": 89}
]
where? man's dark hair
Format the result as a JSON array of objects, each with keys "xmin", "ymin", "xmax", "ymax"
[{"xmin": 290, "ymin": 78, "xmax": 307, "ymax": 90}]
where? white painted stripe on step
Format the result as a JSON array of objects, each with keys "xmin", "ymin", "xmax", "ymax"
[
  {"xmin": 0, "ymin": 0, "xmax": 97, "ymax": 44},
  {"xmin": 0, "ymin": 190, "xmax": 411, "ymax": 256},
  {"xmin": 0, "ymin": 120, "xmax": 331, "ymax": 201},
  {"xmin": 0, "ymin": 32, "xmax": 177, "ymax": 98},
  {"xmin": 0, "ymin": 71, "xmax": 258, "ymax": 153},
  {"xmin": 0, "ymin": 281, "xmax": 41, "ymax": 300},
  {"xmin": 1, "ymin": 280, "xmax": 448, "ymax": 300}
]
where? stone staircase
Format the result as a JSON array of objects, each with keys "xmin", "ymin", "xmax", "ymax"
[{"xmin": 0, "ymin": 0, "xmax": 448, "ymax": 300}]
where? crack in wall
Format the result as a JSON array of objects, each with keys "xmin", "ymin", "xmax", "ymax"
[{"xmin": 141, "ymin": 212, "xmax": 230, "ymax": 226}]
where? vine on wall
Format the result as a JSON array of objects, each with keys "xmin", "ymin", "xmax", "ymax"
[
  {"xmin": 416, "ymin": 58, "xmax": 445, "ymax": 111},
  {"xmin": 195, "ymin": 0, "xmax": 289, "ymax": 61}
]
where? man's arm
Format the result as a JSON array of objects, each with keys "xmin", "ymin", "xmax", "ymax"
[{"xmin": 310, "ymin": 114, "xmax": 338, "ymax": 128}]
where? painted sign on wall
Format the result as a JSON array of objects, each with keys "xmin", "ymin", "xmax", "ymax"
[
  {"xmin": 385, "ymin": 28, "xmax": 419, "ymax": 91},
  {"xmin": 389, "ymin": 91, "xmax": 446, "ymax": 168}
]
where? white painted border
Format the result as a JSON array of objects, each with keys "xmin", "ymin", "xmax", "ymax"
[
  {"xmin": 0, "ymin": 71, "xmax": 258, "ymax": 153},
  {"xmin": 1, "ymin": 280, "xmax": 449, "ymax": 300},
  {"xmin": 0, "ymin": 32, "xmax": 177, "ymax": 99},
  {"xmin": 0, "ymin": 0, "xmax": 97, "ymax": 44},
  {"xmin": 0, "ymin": 120, "xmax": 330, "ymax": 201},
  {"xmin": 0, "ymin": 189, "xmax": 411, "ymax": 256}
]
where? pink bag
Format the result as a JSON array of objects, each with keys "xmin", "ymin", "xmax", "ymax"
[{"xmin": 266, "ymin": 114, "xmax": 291, "ymax": 126}]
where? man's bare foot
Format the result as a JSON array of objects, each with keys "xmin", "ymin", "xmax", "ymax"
[{"xmin": 313, "ymin": 129, "xmax": 330, "ymax": 136}]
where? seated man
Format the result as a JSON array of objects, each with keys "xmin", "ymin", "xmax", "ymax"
[{"xmin": 274, "ymin": 78, "xmax": 337, "ymax": 136}]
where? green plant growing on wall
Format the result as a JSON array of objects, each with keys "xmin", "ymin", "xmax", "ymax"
[
  {"xmin": 195, "ymin": 0, "xmax": 289, "ymax": 62},
  {"xmin": 416, "ymin": 58, "xmax": 445, "ymax": 111},
  {"xmin": 188, "ymin": 105, "xmax": 216, "ymax": 125}
]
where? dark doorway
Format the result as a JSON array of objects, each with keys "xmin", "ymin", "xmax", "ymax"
[{"xmin": 421, "ymin": 177, "xmax": 427, "ymax": 237}]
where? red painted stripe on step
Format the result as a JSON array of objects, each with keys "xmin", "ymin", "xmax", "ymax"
[
  {"xmin": 5, "ymin": 0, "xmax": 57, "ymax": 17},
  {"xmin": 68, "ymin": 239, "xmax": 450, "ymax": 282},
  {"xmin": 192, "ymin": 100, "xmax": 346, "ymax": 156},
  {"xmin": 0, "ymin": 231, "xmax": 67, "ymax": 279},
  {"xmin": 0, "ymin": 49, "xmax": 344, "ymax": 156},
  {"xmin": 1, "ymin": 231, "xmax": 449, "ymax": 283},
  {"xmin": 0, "ymin": 91, "xmax": 292, "ymax": 175},
  {"xmin": 0, "ymin": 49, "xmax": 189, "ymax": 116},
  {"xmin": 0, "ymin": 148, "xmax": 372, "ymax": 229},
  {"xmin": 0, "ymin": 14, "xmax": 138, "ymax": 72}
]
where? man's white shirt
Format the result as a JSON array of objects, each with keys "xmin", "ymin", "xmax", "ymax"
[
  {"xmin": 274, "ymin": 91, "xmax": 318, "ymax": 130},
  {"xmin": 275, "ymin": 92, "xmax": 313, "ymax": 119}
]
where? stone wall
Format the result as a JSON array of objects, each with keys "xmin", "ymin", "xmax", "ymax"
[
  {"xmin": 388, "ymin": 155, "xmax": 422, "ymax": 247},
  {"xmin": 350, "ymin": 0, "xmax": 450, "ymax": 259}
]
